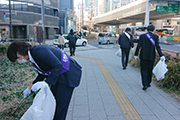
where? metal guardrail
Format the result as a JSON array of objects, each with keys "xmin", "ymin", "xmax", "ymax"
[{"xmin": 162, "ymin": 48, "xmax": 180, "ymax": 57}]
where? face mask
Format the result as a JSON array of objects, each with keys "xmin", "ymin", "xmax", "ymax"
[{"xmin": 17, "ymin": 57, "xmax": 28, "ymax": 64}]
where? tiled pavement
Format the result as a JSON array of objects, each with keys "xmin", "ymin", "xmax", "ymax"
[{"xmin": 65, "ymin": 47, "xmax": 180, "ymax": 120}]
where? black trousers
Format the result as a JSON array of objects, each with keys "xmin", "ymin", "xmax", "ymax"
[
  {"xmin": 51, "ymin": 82, "xmax": 74, "ymax": 120},
  {"xmin": 140, "ymin": 59, "xmax": 154, "ymax": 87},
  {"xmin": 69, "ymin": 45, "xmax": 76, "ymax": 56},
  {"xmin": 121, "ymin": 48, "xmax": 130, "ymax": 68}
]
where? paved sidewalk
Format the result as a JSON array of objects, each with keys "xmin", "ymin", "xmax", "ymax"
[{"xmin": 66, "ymin": 48, "xmax": 180, "ymax": 120}]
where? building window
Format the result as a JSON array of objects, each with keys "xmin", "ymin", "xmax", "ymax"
[
  {"xmin": 0, "ymin": 1, "xmax": 59, "ymax": 17},
  {"xmin": 45, "ymin": 7, "xmax": 50, "ymax": 15},
  {"xmin": 54, "ymin": 9, "xmax": 58, "ymax": 17},
  {"xmin": 28, "ymin": 3, "xmax": 34, "ymax": 12},
  {"xmin": 22, "ymin": 2, "xmax": 27, "ymax": 11},
  {"xmin": 33, "ymin": 5, "xmax": 39, "ymax": 13},
  {"xmin": 14, "ymin": 1, "xmax": 21, "ymax": 11},
  {"xmin": 0, "ymin": 0, "xmax": 9, "ymax": 9}
]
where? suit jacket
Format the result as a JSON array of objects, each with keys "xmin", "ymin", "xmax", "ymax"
[
  {"xmin": 66, "ymin": 33, "xmax": 77, "ymax": 46},
  {"xmin": 29, "ymin": 45, "xmax": 82, "ymax": 87},
  {"xmin": 135, "ymin": 32, "xmax": 163, "ymax": 61},
  {"xmin": 118, "ymin": 32, "xmax": 134, "ymax": 49}
]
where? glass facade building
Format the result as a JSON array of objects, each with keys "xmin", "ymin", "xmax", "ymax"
[
  {"xmin": 60, "ymin": 0, "xmax": 76, "ymax": 33},
  {"xmin": 0, "ymin": 0, "xmax": 60, "ymax": 41}
]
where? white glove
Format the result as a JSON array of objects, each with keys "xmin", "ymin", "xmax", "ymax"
[
  {"xmin": 31, "ymin": 82, "xmax": 42, "ymax": 92},
  {"xmin": 23, "ymin": 88, "xmax": 31, "ymax": 98},
  {"xmin": 131, "ymin": 48, "xmax": 135, "ymax": 52},
  {"xmin": 160, "ymin": 56, "xmax": 165, "ymax": 61},
  {"xmin": 31, "ymin": 82, "xmax": 49, "ymax": 92},
  {"xmin": 134, "ymin": 56, "xmax": 138, "ymax": 60}
]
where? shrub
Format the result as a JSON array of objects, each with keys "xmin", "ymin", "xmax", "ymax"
[
  {"xmin": 158, "ymin": 60, "xmax": 180, "ymax": 91},
  {"xmin": 129, "ymin": 51, "xmax": 180, "ymax": 93},
  {"xmin": 0, "ymin": 45, "xmax": 7, "ymax": 55},
  {"xmin": 84, "ymin": 33, "xmax": 97, "ymax": 40}
]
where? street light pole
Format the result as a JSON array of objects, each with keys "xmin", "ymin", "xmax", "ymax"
[
  {"xmin": 9, "ymin": 0, "xmax": 12, "ymax": 40},
  {"xmin": 82, "ymin": 0, "xmax": 84, "ymax": 36},
  {"xmin": 41, "ymin": 0, "xmax": 45, "ymax": 44}
]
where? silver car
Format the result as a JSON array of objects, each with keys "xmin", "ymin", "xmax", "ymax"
[{"xmin": 97, "ymin": 32, "xmax": 118, "ymax": 44}]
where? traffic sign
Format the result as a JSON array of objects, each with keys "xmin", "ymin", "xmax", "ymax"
[
  {"xmin": 3, "ymin": 11, "xmax": 6, "ymax": 15},
  {"xmin": 167, "ymin": 36, "xmax": 173, "ymax": 40},
  {"xmin": 168, "ymin": 4, "xmax": 179, "ymax": 13},
  {"xmin": 156, "ymin": 5, "xmax": 168, "ymax": 13}
]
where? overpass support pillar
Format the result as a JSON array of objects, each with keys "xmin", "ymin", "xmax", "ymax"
[
  {"xmin": 100, "ymin": 26, "xmax": 106, "ymax": 32},
  {"xmin": 116, "ymin": 25, "xmax": 119, "ymax": 34},
  {"xmin": 131, "ymin": 22, "xmax": 136, "ymax": 26},
  {"xmin": 144, "ymin": 0, "xmax": 150, "ymax": 26}
]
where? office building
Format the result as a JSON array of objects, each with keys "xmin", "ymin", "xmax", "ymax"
[
  {"xmin": 0, "ymin": 0, "xmax": 60, "ymax": 41},
  {"xmin": 60, "ymin": 0, "xmax": 76, "ymax": 33}
]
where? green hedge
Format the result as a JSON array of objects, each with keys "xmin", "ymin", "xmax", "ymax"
[{"xmin": 0, "ymin": 45, "xmax": 7, "ymax": 55}]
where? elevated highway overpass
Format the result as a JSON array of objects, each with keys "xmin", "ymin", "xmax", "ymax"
[{"xmin": 84, "ymin": 0, "xmax": 179, "ymax": 30}]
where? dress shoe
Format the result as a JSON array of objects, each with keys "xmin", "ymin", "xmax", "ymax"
[
  {"xmin": 148, "ymin": 85, "xmax": 151, "ymax": 87},
  {"xmin": 142, "ymin": 86, "xmax": 148, "ymax": 90},
  {"xmin": 123, "ymin": 67, "xmax": 126, "ymax": 70}
]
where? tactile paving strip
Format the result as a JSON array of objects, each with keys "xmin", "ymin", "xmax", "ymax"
[{"xmin": 76, "ymin": 55, "xmax": 142, "ymax": 120}]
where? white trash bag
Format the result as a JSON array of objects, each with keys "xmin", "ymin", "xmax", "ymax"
[
  {"xmin": 115, "ymin": 48, "xmax": 121, "ymax": 57},
  {"xmin": 153, "ymin": 60, "xmax": 168, "ymax": 81},
  {"xmin": 20, "ymin": 81, "xmax": 56, "ymax": 120}
]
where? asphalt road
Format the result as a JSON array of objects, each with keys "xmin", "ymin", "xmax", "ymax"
[
  {"xmin": 88, "ymin": 39, "xmax": 180, "ymax": 52},
  {"xmin": 44, "ymin": 39, "xmax": 180, "ymax": 53}
]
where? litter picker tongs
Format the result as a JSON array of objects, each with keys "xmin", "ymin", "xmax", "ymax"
[{"xmin": 11, "ymin": 97, "xmax": 26, "ymax": 115}]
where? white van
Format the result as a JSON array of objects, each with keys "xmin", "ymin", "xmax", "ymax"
[
  {"xmin": 119, "ymin": 26, "xmax": 147, "ymax": 42},
  {"xmin": 97, "ymin": 32, "xmax": 118, "ymax": 44}
]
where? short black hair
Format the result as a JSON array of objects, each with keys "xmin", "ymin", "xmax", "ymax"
[
  {"xmin": 70, "ymin": 29, "xmax": 73, "ymax": 33},
  {"xmin": 147, "ymin": 24, "xmax": 155, "ymax": 32},
  {"xmin": 125, "ymin": 28, "xmax": 131, "ymax": 32},
  {"xmin": 60, "ymin": 34, "xmax": 62, "ymax": 36},
  {"xmin": 7, "ymin": 41, "xmax": 32, "ymax": 62}
]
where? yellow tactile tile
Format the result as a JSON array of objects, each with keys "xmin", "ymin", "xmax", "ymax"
[{"xmin": 75, "ymin": 54, "xmax": 142, "ymax": 120}]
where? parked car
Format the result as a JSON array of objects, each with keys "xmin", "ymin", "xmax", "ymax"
[
  {"xmin": 53, "ymin": 34, "xmax": 87, "ymax": 47},
  {"xmin": 97, "ymin": 32, "xmax": 118, "ymax": 44},
  {"xmin": 53, "ymin": 34, "xmax": 60, "ymax": 45}
]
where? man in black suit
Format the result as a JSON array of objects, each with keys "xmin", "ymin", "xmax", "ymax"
[
  {"xmin": 134, "ymin": 24, "xmax": 165, "ymax": 90},
  {"xmin": 118, "ymin": 27, "xmax": 134, "ymax": 70},
  {"xmin": 7, "ymin": 41, "xmax": 82, "ymax": 120},
  {"xmin": 67, "ymin": 29, "xmax": 78, "ymax": 56}
]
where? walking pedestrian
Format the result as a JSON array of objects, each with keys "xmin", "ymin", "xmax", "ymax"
[
  {"xmin": 79, "ymin": 31, "xmax": 82, "ymax": 37},
  {"xmin": 134, "ymin": 24, "xmax": 165, "ymax": 90},
  {"xmin": 118, "ymin": 27, "xmax": 134, "ymax": 70},
  {"xmin": 58, "ymin": 34, "xmax": 65, "ymax": 51},
  {"xmin": 67, "ymin": 29, "xmax": 78, "ymax": 56},
  {"xmin": 7, "ymin": 41, "xmax": 82, "ymax": 120}
]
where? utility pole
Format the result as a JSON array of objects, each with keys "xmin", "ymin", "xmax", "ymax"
[
  {"xmin": 9, "ymin": 0, "xmax": 12, "ymax": 40},
  {"xmin": 41, "ymin": 0, "xmax": 45, "ymax": 44},
  {"xmin": 88, "ymin": 0, "xmax": 94, "ymax": 35},
  {"xmin": 82, "ymin": 0, "xmax": 84, "ymax": 36}
]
